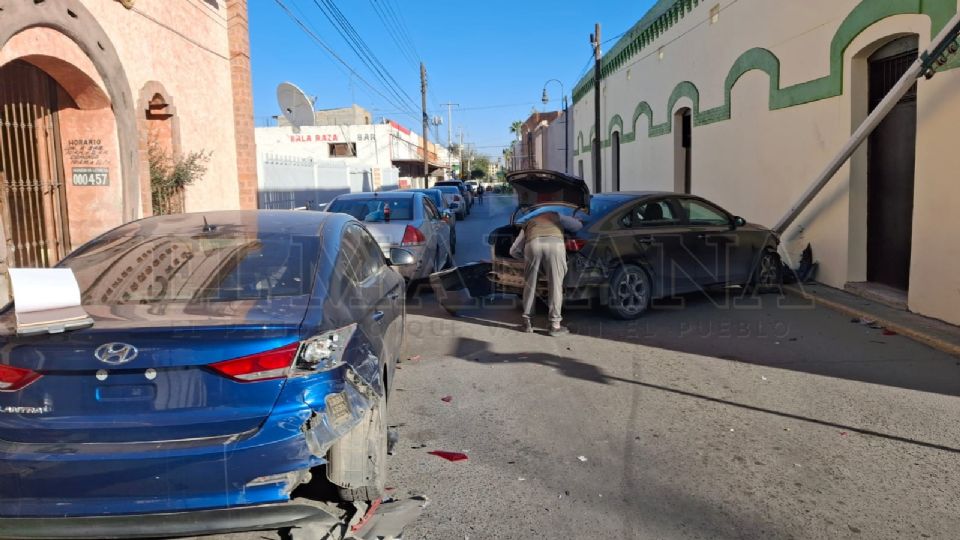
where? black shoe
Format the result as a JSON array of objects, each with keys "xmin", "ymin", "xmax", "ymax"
[{"xmin": 522, "ymin": 319, "xmax": 534, "ymax": 333}]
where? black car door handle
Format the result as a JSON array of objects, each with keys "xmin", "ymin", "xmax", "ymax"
[{"xmin": 373, "ymin": 311, "xmax": 385, "ymax": 323}]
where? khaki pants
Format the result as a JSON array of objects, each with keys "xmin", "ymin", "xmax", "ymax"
[{"xmin": 522, "ymin": 236, "xmax": 567, "ymax": 325}]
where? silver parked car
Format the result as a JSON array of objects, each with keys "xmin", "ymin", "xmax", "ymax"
[
  {"xmin": 326, "ymin": 191, "xmax": 452, "ymax": 281},
  {"xmin": 403, "ymin": 188, "xmax": 457, "ymax": 255},
  {"xmin": 435, "ymin": 185, "xmax": 467, "ymax": 220}
]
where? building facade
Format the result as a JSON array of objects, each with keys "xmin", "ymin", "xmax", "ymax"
[
  {"xmin": 256, "ymin": 119, "xmax": 451, "ymax": 209},
  {"xmin": 571, "ymin": 0, "xmax": 960, "ymax": 326},
  {"xmin": 509, "ymin": 111, "xmax": 570, "ymax": 172},
  {"xmin": 276, "ymin": 104, "xmax": 374, "ymax": 128},
  {"xmin": 0, "ymin": 0, "xmax": 258, "ymax": 290}
]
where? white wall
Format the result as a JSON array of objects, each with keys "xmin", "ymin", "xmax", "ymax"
[{"xmin": 570, "ymin": 0, "xmax": 960, "ymax": 325}]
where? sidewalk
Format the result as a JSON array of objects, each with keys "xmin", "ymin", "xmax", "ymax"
[{"xmin": 785, "ymin": 283, "xmax": 960, "ymax": 357}]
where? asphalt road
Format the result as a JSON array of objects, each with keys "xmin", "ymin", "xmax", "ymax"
[
  {"xmin": 203, "ymin": 194, "xmax": 960, "ymax": 539},
  {"xmin": 387, "ymin": 194, "xmax": 960, "ymax": 539}
]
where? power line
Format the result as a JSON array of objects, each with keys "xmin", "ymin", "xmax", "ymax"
[
  {"xmin": 380, "ymin": 0, "xmax": 421, "ymax": 61},
  {"xmin": 309, "ymin": 0, "xmax": 420, "ymax": 113},
  {"xmin": 368, "ymin": 0, "xmax": 418, "ymax": 67},
  {"xmin": 272, "ymin": 0, "xmax": 417, "ymax": 120}
]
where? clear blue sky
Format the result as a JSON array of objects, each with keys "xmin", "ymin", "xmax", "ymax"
[{"xmin": 249, "ymin": 0, "xmax": 657, "ymax": 159}]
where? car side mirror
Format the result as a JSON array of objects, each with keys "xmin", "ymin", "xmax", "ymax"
[
  {"xmin": 388, "ymin": 248, "xmax": 416, "ymax": 266},
  {"xmin": 733, "ymin": 216, "xmax": 747, "ymax": 228}
]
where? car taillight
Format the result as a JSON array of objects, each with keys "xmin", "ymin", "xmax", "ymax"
[
  {"xmin": 209, "ymin": 342, "xmax": 300, "ymax": 382},
  {"xmin": 297, "ymin": 324, "xmax": 357, "ymax": 372},
  {"xmin": 565, "ymin": 239, "xmax": 587, "ymax": 252},
  {"xmin": 0, "ymin": 365, "xmax": 42, "ymax": 392},
  {"xmin": 401, "ymin": 225, "xmax": 426, "ymax": 246}
]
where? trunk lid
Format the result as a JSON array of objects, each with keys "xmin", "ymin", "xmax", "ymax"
[
  {"xmin": 508, "ymin": 169, "xmax": 591, "ymax": 209},
  {"xmin": 0, "ymin": 300, "xmax": 308, "ymax": 444}
]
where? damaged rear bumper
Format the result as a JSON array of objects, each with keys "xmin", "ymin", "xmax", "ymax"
[
  {"xmin": 0, "ymin": 501, "xmax": 338, "ymax": 539},
  {"xmin": 0, "ymin": 371, "xmax": 374, "ymax": 520}
]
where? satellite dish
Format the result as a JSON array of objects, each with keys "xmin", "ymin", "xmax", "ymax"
[{"xmin": 277, "ymin": 82, "xmax": 316, "ymax": 129}]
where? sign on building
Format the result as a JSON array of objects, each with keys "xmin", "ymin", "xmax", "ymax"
[{"xmin": 71, "ymin": 167, "xmax": 109, "ymax": 186}]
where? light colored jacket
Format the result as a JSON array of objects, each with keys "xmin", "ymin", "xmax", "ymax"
[{"xmin": 509, "ymin": 213, "xmax": 582, "ymax": 259}]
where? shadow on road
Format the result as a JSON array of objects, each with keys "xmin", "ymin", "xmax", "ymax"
[{"xmin": 451, "ymin": 335, "xmax": 960, "ymax": 455}]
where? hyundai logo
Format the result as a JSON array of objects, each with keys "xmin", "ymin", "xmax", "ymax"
[{"xmin": 94, "ymin": 343, "xmax": 139, "ymax": 366}]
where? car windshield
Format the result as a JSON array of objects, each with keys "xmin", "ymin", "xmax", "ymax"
[
  {"xmin": 514, "ymin": 197, "xmax": 621, "ymax": 225},
  {"xmin": 328, "ymin": 198, "xmax": 414, "ymax": 222},
  {"xmin": 60, "ymin": 233, "xmax": 321, "ymax": 304}
]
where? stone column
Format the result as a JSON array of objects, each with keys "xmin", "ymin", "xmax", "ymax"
[{"xmin": 226, "ymin": 0, "xmax": 258, "ymax": 210}]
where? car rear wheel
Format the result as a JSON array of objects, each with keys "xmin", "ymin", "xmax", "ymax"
[
  {"xmin": 327, "ymin": 392, "xmax": 387, "ymax": 502},
  {"xmin": 607, "ymin": 264, "xmax": 651, "ymax": 320},
  {"xmin": 751, "ymin": 250, "xmax": 783, "ymax": 293}
]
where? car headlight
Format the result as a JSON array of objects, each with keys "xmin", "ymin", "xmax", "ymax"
[{"xmin": 297, "ymin": 323, "xmax": 358, "ymax": 372}]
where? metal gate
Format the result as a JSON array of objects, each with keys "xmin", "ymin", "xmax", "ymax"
[{"xmin": 0, "ymin": 60, "xmax": 71, "ymax": 268}]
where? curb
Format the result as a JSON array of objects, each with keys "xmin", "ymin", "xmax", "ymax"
[{"xmin": 784, "ymin": 285, "xmax": 960, "ymax": 358}]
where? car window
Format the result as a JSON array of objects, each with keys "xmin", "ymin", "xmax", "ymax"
[
  {"xmin": 353, "ymin": 225, "xmax": 386, "ymax": 281},
  {"xmin": 621, "ymin": 200, "xmax": 678, "ymax": 228},
  {"xmin": 61, "ymin": 233, "xmax": 320, "ymax": 304},
  {"xmin": 423, "ymin": 198, "xmax": 440, "ymax": 220},
  {"xmin": 681, "ymin": 199, "xmax": 730, "ymax": 226},
  {"xmin": 328, "ymin": 198, "xmax": 414, "ymax": 222},
  {"xmin": 337, "ymin": 227, "xmax": 366, "ymax": 285}
]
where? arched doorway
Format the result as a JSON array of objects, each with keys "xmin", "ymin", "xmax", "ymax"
[
  {"xmin": 673, "ymin": 108, "xmax": 692, "ymax": 194},
  {"xmin": 0, "ymin": 61, "xmax": 71, "ymax": 267},
  {"xmin": 866, "ymin": 36, "xmax": 918, "ymax": 292},
  {"xmin": 611, "ymin": 130, "xmax": 621, "ymax": 191}
]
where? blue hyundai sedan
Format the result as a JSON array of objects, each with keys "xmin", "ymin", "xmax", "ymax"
[{"xmin": 0, "ymin": 211, "xmax": 407, "ymax": 538}]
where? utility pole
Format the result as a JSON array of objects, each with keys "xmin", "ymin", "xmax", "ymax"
[
  {"xmin": 440, "ymin": 102, "xmax": 458, "ymax": 148},
  {"xmin": 421, "ymin": 63, "xmax": 429, "ymax": 188},
  {"xmin": 458, "ymin": 128, "xmax": 464, "ymax": 180},
  {"xmin": 591, "ymin": 23, "xmax": 603, "ymax": 193}
]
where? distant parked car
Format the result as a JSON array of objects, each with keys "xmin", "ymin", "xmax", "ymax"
[
  {"xmin": 403, "ymin": 188, "xmax": 457, "ymax": 254},
  {"xmin": 464, "ymin": 180, "xmax": 480, "ymax": 194},
  {"xmin": 487, "ymin": 170, "xmax": 782, "ymax": 319},
  {"xmin": 327, "ymin": 191, "xmax": 452, "ymax": 280},
  {"xmin": 434, "ymin": 180, "xmax": 473, "ymax": 213},
  {"xmin": 0, "ymin": 210, "xmax": 407, "ymax": 537},
  {"xmin": 435, "ymin": 185, "xmax": 467, "ymax": 220}
]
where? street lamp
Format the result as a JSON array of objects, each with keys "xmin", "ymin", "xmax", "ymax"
[{"xmin": 542, "ymin": 79, "xmax": 569, "ymax": 174}]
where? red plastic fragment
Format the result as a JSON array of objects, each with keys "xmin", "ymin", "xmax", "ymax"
[
  {"xmin": 882, "ymin": 329, "xmax": 897, "ymax": 336},
  {"xmin": 350, "ymin": 497, "xmax": 382, "ymax": 532},
  {"xmin": 428, "ymin": 450, "xmax": 468, "ymax": 462},
  {"xmin": 440, "ymin": 395, "xmax": 453, "ymax": 403}
]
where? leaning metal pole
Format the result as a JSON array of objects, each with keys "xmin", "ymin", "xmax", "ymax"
[{"xmin": 773, "ymin": 13, "xmax": 960, "ymax": 235}]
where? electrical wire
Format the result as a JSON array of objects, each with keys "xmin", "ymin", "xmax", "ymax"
[
  {"xmin": 310, "ymin": 0, "xmax": 420, "ymax": 113},
  {"xmin": 272, "ymin": 0, "xmax": 417, "ymax": 120},
  {"xmin": 368, "ymin": 0, "xmax": 419, "ymax": 67}
]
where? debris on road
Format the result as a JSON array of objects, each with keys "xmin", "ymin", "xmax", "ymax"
[
  {"xmin": 428, "ymin": 450, "xmax": 469, "ymax": 462},
  {"xmin": 387, "ymin": 427, "xmax": 399, "ymax": 455},
  {"xmin": 440, "ymin": 395, "xmax": 453, "ymax": 403},
  {"xmin": 408, "ymin": 355, "xmax": 422, "ymax": 363},
  {"xmin": 348, "ymin": 496, "xmax": 429, "ymax": 540},
  {"xmin": 882, "ymin": 328, "xmax": 897, "ymax": 336},
  {"xmin": 577, "ymin": 456, "xmax": 587, "ymax": 462}
]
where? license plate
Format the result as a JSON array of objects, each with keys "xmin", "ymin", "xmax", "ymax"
[{"xmin": 325, "ymin": 392, "xmax": 352, "ymax": 427}]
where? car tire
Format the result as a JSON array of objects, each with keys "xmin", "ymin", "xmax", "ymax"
[
  {"xmin": 451, "ymin": 231, "xmax": 457, "ymax": 255},
  {"xmin": 327, "ymin": 391, "xmax": 388, "ymax": 502},
  {"xmin": 607, "ymin": 264, "xmax": 651, "ymax": 320},
  {"xmin": 750, "ymin": 249, "xmax": 783, "ymax": 293}
]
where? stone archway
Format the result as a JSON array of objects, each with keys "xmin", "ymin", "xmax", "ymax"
[{"xmin": 0, "ymin": 0, "xmax": 140, "ymax": 222}]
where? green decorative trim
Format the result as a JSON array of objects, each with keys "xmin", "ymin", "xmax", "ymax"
[
  {"xmin": 606, "ymin": 114, "xmax": 624, "ymax": 141},
  {"xmin": 577, "ymin": 0, "xmax": 959, "ymax": 154}
]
